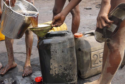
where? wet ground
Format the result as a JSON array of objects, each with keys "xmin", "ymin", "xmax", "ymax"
[{"xmin": 0, "ymin": 0, "xmax": 125, "ymax": 84}]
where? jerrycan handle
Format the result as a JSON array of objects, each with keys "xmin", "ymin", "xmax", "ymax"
[
  {"xmin": 83, "ymin": 30, "xmax": 95, "ymax": 37},
  {"xmin": 46, "ymin": 31, "xmax": 67, "ymax": 37}
]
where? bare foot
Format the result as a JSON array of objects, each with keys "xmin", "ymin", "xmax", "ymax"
[
  {"xmin": 22, "ymin": 66, "xmax": 32, "ymax": 77},
  {"xmin": 84, "ymin": 80, "xmax": 111, "ymax": 84},
  {"xmin": 0, "ymin": 63, "xmax": 2, "ymax": 69},
  {"xmin": 0, "ymin": 62, "xmax": 17, "ymax": 75}
]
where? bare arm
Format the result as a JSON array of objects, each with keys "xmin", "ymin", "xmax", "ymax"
[
  {"xmin": 61, "ymin": 0, "xmax": 81, "ymax": 16},
  {"xmin": 97, "ymin": 0, "xmax": 113, "ymax": 29},
  {"xmin": 52, "ymin": 0, "xmax": 81, "ymax": 27}
]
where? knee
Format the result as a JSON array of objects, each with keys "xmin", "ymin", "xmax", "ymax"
[
  {"xmin": 53, "ymin": 7, "xmax": 61, "ymax": 16},
  {"xmin": 71, "ymin": 7, "xmax": 80, "ymax": 17},
  {"xmin": 25, "ymin": 29, "xmax": 33, "ymax": 35},
  {"xmin": 5, "ymin": 36, "xmax": 13, "ymax": 42},
  {"xmin": 107, "ymin": 40, "xmax": 121, "ymax": 54}
]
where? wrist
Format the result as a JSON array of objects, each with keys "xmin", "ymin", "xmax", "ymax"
[
  {"xmin": 100, "ymin": 1, "xmax": 111, "ymax": 15},
  {"xmin": 101, "ymin": 0, "xmax": 111, "ymax": 9},
  {"xmin": 60, "ymin": 11, "xmax": 67, "ymax": 17}
]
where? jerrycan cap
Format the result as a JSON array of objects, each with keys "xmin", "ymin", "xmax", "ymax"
[
  {"xmin": 35, "ymin": 77, "xmax": 43, "ymax": 82},
  {"xmin": 74, "ymin": 33, "xmax": 83, "ymax": 38}
]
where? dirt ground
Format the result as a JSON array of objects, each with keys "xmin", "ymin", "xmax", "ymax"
[{"xmin": 0, "ymin": 0, "xmax": 125, "ymax": 84}]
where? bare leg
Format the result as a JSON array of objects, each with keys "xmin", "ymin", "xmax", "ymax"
[
  {"xmin": 0, "ymin": 0, "xmax": 3, "ymax": 69},
  {"xmin": 0, "ymin": 0, "xmax": 2, "ymax": 19},
  {"xmin": 0, "ymin": 63, "xmax": 2, "ymax": 69},
  {"xmin": 53, "ymin": 0, "xmax": 66, "ymax": 18},
  {"xmin": 22, "ymin": 29, "xmax": 33, "ymax": 77},
  {"xmin": 22, "ymin": 0, "xmax": 34, "ymax": 77},
  {"xmin": 69, "ymin": 0, "xmax": 80, "ymax": 34},
  {"xmin": 85, "ymin": 20, "xmax": 125, "ymax": 84},
  {"xmin": 0, "ymin": 37, "xmax": 17, "ymax": 75}
]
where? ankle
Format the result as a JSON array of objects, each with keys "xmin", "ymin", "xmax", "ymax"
[
  {"xmin": 24, "ymin": 62, "xmax": 31, "ymax": 67},
  {"xmin": 7, "ymin": 61, "xmax": 16, "ymax": 65}
]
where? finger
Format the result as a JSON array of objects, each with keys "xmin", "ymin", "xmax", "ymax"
[
  {"xmin": 96, "ymin": 22, "xmax": 101, "ymax": 29},
  {"xmin": 52, "ymin": 21, "xmax": 58, "ymax": 27},
  {"xmin": 96, "ymin": 18, "xmax": 99, "ymax": 28},
  {"xmin": 52, "ymin": 24, "xmax": 56, "ymax": 27},
  {"xmin": 100, "ymin": 19, "xmax": 107, "ymax": 28},
  {"xmin": 104, "ymin": 17, "xmax": 113, "ymax": 24},
  {"xmin": 52, "ymin": 19, "xmax": 55, "ymax": 25},
  {"xmin": 52, "ymin": 21, "xmax": 57, "ymax": 27},
  {"xmin": 54, "ymin": 24, "xmax": 58, "ymax": 27},
  {"xmin": 52, "ymin": 16, "xmax": 58, "ymax": 25},
  {"xmin": 96, "ymin": 22, "xmax": 98, "ymax": 28},
  {"xmin": 98, "ymin": 19, "xmax": 102, "ymax": 29},
  {"xmin": 54, "ymin": 23, "xmax": 62, "ymax": 27}
]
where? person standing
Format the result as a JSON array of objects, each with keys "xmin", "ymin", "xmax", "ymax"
[
  {"xmin": 0, "ymin": 0, "xmax": 34, "ymax": 77},
  {"xmin": 53, "ymin": 0, "xmax": 80, "ymax": 34}
]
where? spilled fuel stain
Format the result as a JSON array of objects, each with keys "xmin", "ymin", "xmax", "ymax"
[{"xmin": 107, "ymin": 42, "xmax": 121, "ymax": 75}]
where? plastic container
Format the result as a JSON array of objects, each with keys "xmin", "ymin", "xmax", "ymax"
[
  {"xmin": 43, "ymin": 21, "xmax": 68, "ymax": 32},
  {"xmin": 35, "ymin": 77, "xmax": 43, "ymax": 83},
  {"xmin": 75, "ymin": 30, "xmax": 104, "ymax": 79},
  {"xmin": 75, "ymin": 30, "xmax": 125, "ymax": 78},
  {"xmin": 38, "ymin": 31, "xmax": 77, "ymax": 84},
  {"xmin": 0, "ymin": 30, "xmax": 5, "ymax": 41}
]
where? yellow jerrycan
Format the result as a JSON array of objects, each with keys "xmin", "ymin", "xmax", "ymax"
[
  {"xmin": 43, "ymin": 21, "xmax": 68, "ymax": 32},
  {"xmin": 0, "ymin": 29, "xmax": 5, "ymax": 41}
]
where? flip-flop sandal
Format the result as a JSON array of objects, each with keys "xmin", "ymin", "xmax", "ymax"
[{"xmin": 95, "ymin": 3, "xmax": 125, "ymax": 43}]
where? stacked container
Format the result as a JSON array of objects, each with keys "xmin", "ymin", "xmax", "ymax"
[
  {"xmin": 75, "ymin": 31, "xmax": 104, "ymax": 78},
  {"xmin": 38, "ymin": 31, "xmax": 77, "ymax": 84}
]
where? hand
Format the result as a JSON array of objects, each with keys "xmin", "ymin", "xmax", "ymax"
[
  {"xmin": 96, "ymin": 0, "xmax": 113, "ymax": 29},
  {"xmin": 5, "ymin": 0, "xmax": 16, "ymax": 7},
  {"xmin": 97, "ymin": 12, "xmax": 113, "ymax": 29},
  {"xmin": 52, "ymin": 13, "xmax": 66, "ymax": 27}
]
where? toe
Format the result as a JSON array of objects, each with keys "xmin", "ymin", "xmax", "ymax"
[{"xmin": 0, "ymin": 69, "xmax": 5, "ymax": 75}]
